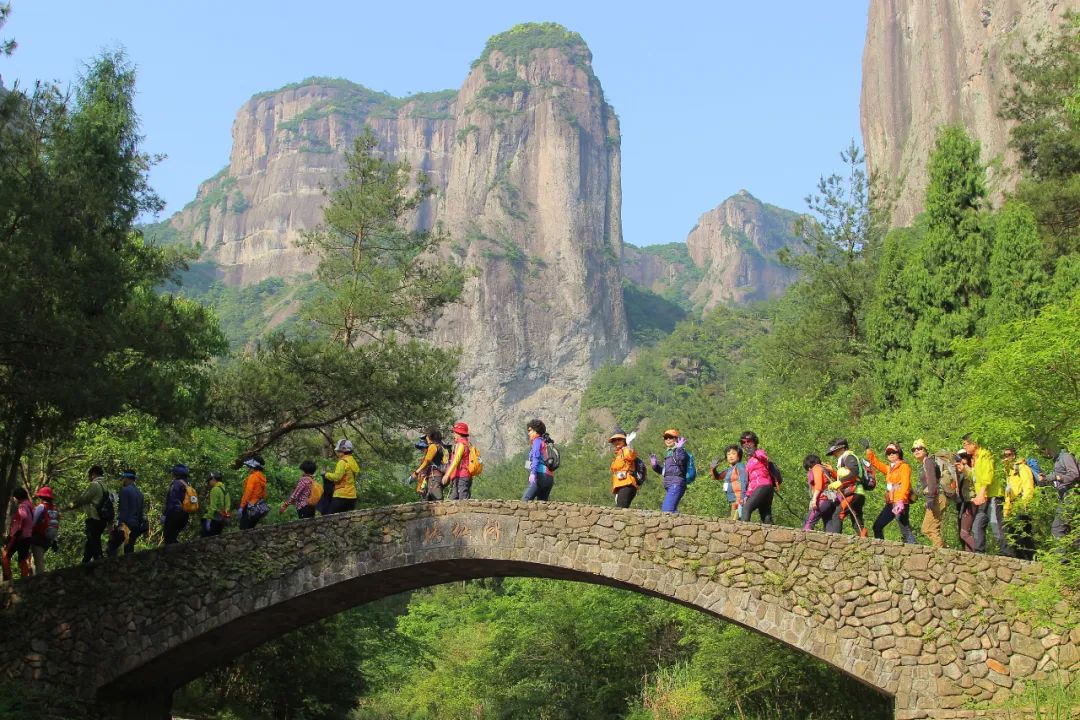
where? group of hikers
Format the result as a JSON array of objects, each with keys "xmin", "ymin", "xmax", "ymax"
[{"xmin": 5, "ymin": 418, "xmax": 1079, "ymax": 581}]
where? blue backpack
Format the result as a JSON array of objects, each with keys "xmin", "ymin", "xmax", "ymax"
[
  {"xmin": 1024, "ymin": 457, "xmax": 1043, "ymax": 484},
  {"xmin": 685, "ymin": 451, "xmax": 697, "ymax": 483}
]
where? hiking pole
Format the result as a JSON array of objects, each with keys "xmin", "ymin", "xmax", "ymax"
[{"xmin": 771, "ymin": 484, "xmax": 802, "ymax": 521}]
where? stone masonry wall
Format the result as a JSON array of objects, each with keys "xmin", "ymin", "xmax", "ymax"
[{"xmin": 0, "ymin": 501, "xmax": 1075, "ymax": 719}]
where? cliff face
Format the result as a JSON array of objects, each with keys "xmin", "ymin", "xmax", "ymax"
[
  {"xmin": 621, "ymin": 191, "xmax": 802, "ymax": 310},
  {"xmin": 160, "ymin": 25, "xmax": 628, "ymax": 459},
  {"xmin": 861, "ymin": 0, "xmax": 1073, "ymax": 226}
]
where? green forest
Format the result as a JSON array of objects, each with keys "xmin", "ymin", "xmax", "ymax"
[{"xmin": 2, "ymin": 12, "xmax": 1080, "ymax": 720}]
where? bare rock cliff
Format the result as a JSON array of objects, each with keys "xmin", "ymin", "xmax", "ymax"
[
  {"xmin": 621, "ymin": 191, "xmax": 801, "ymax": 310},
  {"xmin": 861, "ymin": 0, "xmax": 1074, "ymax": 226},
  {"xmin": 159, "ymin": 25, "xmax": 628, "ymax": 460}
]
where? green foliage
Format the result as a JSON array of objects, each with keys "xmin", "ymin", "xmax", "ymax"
[
  {"xmin": 622, "ymin": 281, "xmax": 687, "ymax": 346},
  {"xmin": 472, "ymin": 22, "xmax": 591, "ymax": 69},
  {"xmin": 627, "ymin": 242, "xmax": 705, "ymax": 310},
  {"xmin": 176, "ymin": 276, "xmax": 319, "ymax": 349},
  {"xmin": 985, "ymin": 199, "xmax": 1050, "ymax": 326},
  {"xmin": 255, "ymin": 77, "xmax": 456, "ymax": 122},
  {"xmin": 0, "ymin": 51, "xmax": 226, "ymax": 513}
]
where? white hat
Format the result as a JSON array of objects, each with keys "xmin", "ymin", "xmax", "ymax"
[{"xmin": 335, "ymin": 439, "xmax": 354, "ymax": 453}]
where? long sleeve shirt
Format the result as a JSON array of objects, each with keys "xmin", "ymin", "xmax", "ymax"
[
  {"xmin": 118, "ymin": 484, "xmax": 145, "ymax": 529},
  {"xmin": 866, "ymin": 450, "xmax": 913, "ymax": 504},
  {"xmin": 444, "ymin": 441, "xmax": 471, "ymax": 480},
  {"xmin": 240, "ymin": 470, "xmax": 268, "ymax": 508},
  {"xmin": 745, "ymin": 449, "xmax": 773, "ymax": 495},
  {"xmin": 1054, "ymin": 450, "xmax": 1080, "ymax": 489},
  {"xmin": 287, "ymin": 475, "xmax": 314, "ymax": 509},
  {"xmin": 920, "ymin": 456, "xmax": 940, "ymax": 497},
  {"xmin": 326, "ymin": 456, "xmax": 359, "ymax": 499},
  {"xmin": 972, "ymin": 447, "xmax": 1002, "ymax": 498},
  {"xmin": 833, "ymin": 451, "xmax": 866, "ymax": 498},
  {"xmin": 528, "ymin": 437, "xmax": 551, "ymax": 476},
  {"xmin": 69, "ymin": 480, "xmax": 105, "ymax": 520},
  {"xmin": 651, "ymin": 448, "xmax": 689, "ymax": 482},
  {"xmin": 1004, "ymin": 462, "xmax": 1036, "ymax": 517},
  {"xmin": 8, "ymin": 500, "xmax": 33, "ymax": 541},
  {"xmin": 164, "ymin": 478, "xmax": 187, "ymax": 515},
  {"xmin": 719, "ymin": 462, "xmax": 747, "ymax": 504},
  {"xmin": 610, "ymin": 447, "xmax": 638, "ymax": 492},
  {"xmin": 204, "ymin": 482, "xmax": 229, "ymax": 520}
]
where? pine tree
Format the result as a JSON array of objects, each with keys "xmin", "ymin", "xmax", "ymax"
[
  {"xmin": 984, "ymin": 200, "xmax": 1049, "ymax": 326},
  {"xmin": 866, "ymin": 225, "xmax": 922, "ymax": 404},
  {"xmin": 908, "ymin": 126, "xmax": 991, "ymax": 390}
]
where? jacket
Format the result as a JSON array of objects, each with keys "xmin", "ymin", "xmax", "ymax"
[
  {"xmin": 414, "ymin": 444, "xmax": 444, "ymax": 492},
  {"xmin": 972, "ymin": 447, "xmax": 1002, "ymax": 498},
  {"xmin": 1054, "ymin": 449, "xmax": 1080, "ymax": 490},
  {"xmin": 745, "ymin": 449, "xmax": 773, "ymax": 495},
  {"xmin": 529, "ymin": 437, "xmax": 552, "ymax": 476},
  {"xmin": 833, "ymin": 451, "xmax": 866, "ymax": 498},
  {"xmin": 117, "ymin": 483, "xmax": 146, "ymax": 530},
  {"xmin": 444, "ymin": 440, "xmax": 471, "ymax": 480},
  {"xmin": 8, "ymin": 499, "xmax": 33, "ymax": 541},
  {"xmin": 240, "ymin": 469, "xmax": 268, "ymax": 508},
  {"xmin": 866, "ymin": 450, "xmax": 913, "ymax": 504},
  {"xmin": 326, "ymin": 456, "xmax": 359, "ymax": 499},
  {"xmin": 920, "ymin": 456, "xmax": 940, "ymax": 497},
  {"xmin": 164, "ymin": 478, "xmax": 188, "ymax": 515},
  {"xmin": 70, "ymin": 479, "xmax": 106, "ymax": 521},
  {"xmin": 287, "ymin": 476, "xmax": 314, "ymax": 510},
  {"xmin": 1004, "ymin": 462, "xmax": 1036, "ymax": 517},
  {"xmin": 204, "ymin": 481, "xmax": 229, "ymax": 521},
  {"xmin": 610, "ymin": 446, "xmax": 638, "ymax": 493},
  {"xmin": 717, "ymin": 462, "xmax": 747, "ymax": 504},
  {"xmin": 651, "ymin": 447, "xmax": 689, "ymax": 483}
]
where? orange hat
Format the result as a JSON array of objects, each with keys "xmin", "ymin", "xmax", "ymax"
[
  {"xmin": 662, "ymin": 428, "xmax": 680, "ymax": 439},
  {"xmin": 453, "ymin": 421, "xmax": 469, "ymax": 436}
]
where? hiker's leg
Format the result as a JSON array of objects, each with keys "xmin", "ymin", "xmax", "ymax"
[
  {"xmin": 615, "ymin": 486, "xmax": 635, "ymax": 508},
  {"xmin": 973, "ymin": 503, "xmax": 989, "ymax": 553},
  {"xmin": 661, "ymin": 481, "xmax": 685, "ymax": 513},
  {"xmin": 990, "ymin": 498, "xmax": 1009, "ymax": 555},
  {"xmin": 921, "ymin": 493, "xmax": 946, "ymax": 548},
  {"xmin": 872, "ymin": 505, "xmax": 893, "ymax": 540},
  {"xmin": 897, "ymin": 506, "xmax": 917, "ymax": 544},
  {"xmin": 535, "ymin": 474, "xmax": 554, "ymax": 501},
  {"xmin": 958, "ymin": 502, "xmax": 976, "ymax": 552}
]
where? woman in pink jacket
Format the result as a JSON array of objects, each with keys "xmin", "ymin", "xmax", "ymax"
[
  {"xmin": 739, "ymin": 431, "xmax": 776, "ymax": 525},
  {"xmin": 2, "ymin": 487, "xmax": 34, "ymax": 580}
]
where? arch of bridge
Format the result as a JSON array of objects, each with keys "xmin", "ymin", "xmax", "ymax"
[{"xmin": 0, "ymin": 501, "xmax": 1074, "ymax": 719}]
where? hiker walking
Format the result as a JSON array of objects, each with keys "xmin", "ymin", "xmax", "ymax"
[
  {"xmin": 826, "ymin": 438, "xmax": 867, "ymax": 537},
  {"xmin": 608, "ymin": 429, "xmax": 639, "ymax": 509},
  {"xmin": 966, "ymin": 433, "xmax": 1006, "ymax": 555},
  {"xmin": 203, "ymin": 471, "xmax": 232, "ymax": 535},
  {"xmin": 239, "ymin": 456, "xmax": 270, "ymax": 528},
  {"xmin": 649, "ymin": 429, "xmax": 692, "ymax": 513},
  {"xmin": 281, "ymin": 462, "xmax": 318, "ymax": 518},
  {"xmin": 1002, "ymin": 447, "xmax": 1037, "ymax": 560},
  {"xmin": 413, "ymin": 429, "xmax": 446, "ymax": 502},
  {"xmin": 740, "ymin": 431, "xmax": 777, "ymax": 525},
  {"xmin": 107, "ymin": 470, "xmax": 145, "ymax": 556},
  {"xmin": 442, "ymin": 423, "xmax": 474, "ymax": 501},
  {"xmin": 954, "ymin": 450, "xmax": 977, "ymax": 552},
  {"xmin": 866, "ymin": 442, "xmax": 916, "ymax": 543},
  {"xmin": 524, "ymin": 419, "xmax": 555, "ymax": 501},
  {"xmin": 1049, "ymin": 444, "xmax": 1080, "ymax": 542},
  {"xmin": 29, "ymin": 487, "xmax": 59, "ymax": 574},
  {"xmin": 712, "ymin": 444, "xmax": 747, "ymax": 521},
  {"xmin": 912, "ymin": 439, "xmax": 947, "ymax": 548},
  {"xmin": 162, "ymin": 464, "xmax": 193, "ymax": 545},
  {"xmin": 324, "ymin": 440, "xmax": 359, "ymax": 514},
  {"xmin": 802, "ymin": 455, "xmax": 838, "ymax": 532},
  {"xmin": 2, "ymin": 487, "xmax": 33, "ymax": 581},
  {"xmin": 67, "ymin": 465, "xmax": 110, "ymax": 563}
]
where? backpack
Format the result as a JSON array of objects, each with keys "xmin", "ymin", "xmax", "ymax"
[
  {"xmin": 858, "ymin": 459, "xmax": 877, "ymax": 491},
  {"xmin": 767, "ymin": 460, "xmax": 783, "ymax": 488},
  {"xmin": 684, "ymin": 451, "xmax": 697, "ymax": 483},
  {"xmin": 1024, "ymin": 457, "xmax": 1043, "ymax": 485},
  {"xmin": 95, "ymin": 482, "xmax": 116, "ymax": 524},
  {"xmin": 307, "ymin": 477, "xmax": 323, "ymax": 506},
  {"xmin": 933, "ymin": 452, "xmax": 959, "ymax": 499},
  {"xmin": 466, "ymin": 444, "xmax": 483, "ymax": 477},
  {"xmin": 180, "ymin": 481, "xmax": 199, "ymax": 514},
  {"xmin": 33, "ymin": 505, "xmax": 60, "ymax": 542},
  {"xmin": 541, "ymin": 436, "xmax": 561, "ymax": 471}
]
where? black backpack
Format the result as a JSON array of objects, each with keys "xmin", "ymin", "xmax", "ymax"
[
  {"xmin": 541, "ymin": 435, "xmax": 561, "ymax": 471},
  {"xmin": 95, "ymin": 481, "xmax": 115, "ymax": 524},
  {"xmin": 632, "ymin": 456, "xmax": 648, "ymax": 485}
]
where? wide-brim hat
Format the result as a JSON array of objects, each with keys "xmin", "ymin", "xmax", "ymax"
[
  {"xmin": 243, "ymin": 458, "xmax": 263, "ymax": 469},
  {"xmin": 452, "ymin": 421, "xmax": 470, "ymax": 436},
  {"xmin": 662, "ymin": 428, "xmax": 680, "ymax": 439},
  {"xmin": 34, "ymin": 486, "xmax": 54, "ymax": 500},
  {"xmin": 608, "ymin": 428, "xmax": 627, "ymax": 443}
]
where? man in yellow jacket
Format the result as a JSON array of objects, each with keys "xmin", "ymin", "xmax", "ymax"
[
  {"xmin": 324, "ymin": 439, "xmax": 359, "ymax": 514},
  {"xmin": 1002, "ymin": 447, "xmax": 1036, "ymax": 560},
  {"xmin": 965, "ymin": 433, "xmax": 1006, "ymax": 555}
]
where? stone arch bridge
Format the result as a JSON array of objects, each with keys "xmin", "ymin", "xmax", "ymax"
[{"xmin": 0, "ymin": 501, "xmax": 1076, "ymax": 719}]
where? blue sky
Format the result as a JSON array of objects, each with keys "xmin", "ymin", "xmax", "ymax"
[{"xmin": 1, "ymin": 1, "xmax": 868, "ymax": 247}]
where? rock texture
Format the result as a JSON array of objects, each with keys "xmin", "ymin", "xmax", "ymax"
[
  {"xmin": 0, "ymin": 501, "xmax": 1071, "ymax": 719},
  {"xmin": 621, "ymin": 191, "xmax": 802, "ymax": 310},
  {"xmin": 160, "ymin": 26, "xmax": 628, "ymax": 459},
  {"xmin": 861, "ymin": 0, "xmax": 1075, "ymax": 226}
]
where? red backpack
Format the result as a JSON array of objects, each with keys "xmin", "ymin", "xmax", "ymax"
[{"xmin": 32, "ymin": 504, "xmax": 60, "ymax": 542}]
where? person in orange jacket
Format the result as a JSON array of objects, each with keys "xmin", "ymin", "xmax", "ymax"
[
  {"xmin": 866, "ymin": 441, "xmax": 916, "ymax": 543},
  {"xmin": 238, "ymin": 456, "xmax": 268, "ymax": 530},
  {"xmin": 608, "ymin": 429, "xmax": 639, "ymax": 508}
]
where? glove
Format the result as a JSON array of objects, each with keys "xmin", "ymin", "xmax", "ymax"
[
  {"xmin": 675, "ymin": 437, "xmax": 686, "ymax": 449},
  {"xmin": 524, "ymin": 460, "xmax": 532, "ymax": 471},
  {"xmin": 859, "ymin": 437, "xmax": 871, "ymax": 449},
  {"xmin": 528, "ymin": 473, "xmax": 538, "ymax": 485},
  {"xmin": 892, "ymin": 502, "xmax": 906, "ymax": 516},
  {"xmin": 649, "ymin": 453, "xmax": 658, "ymax": 465},
  {"xmin": 828, "ymin": 480, "xmax": 842, "ymax": 491},
  {"xmin": 710, "ymin": 458, "xmax": 720, "ymax": 471}
]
